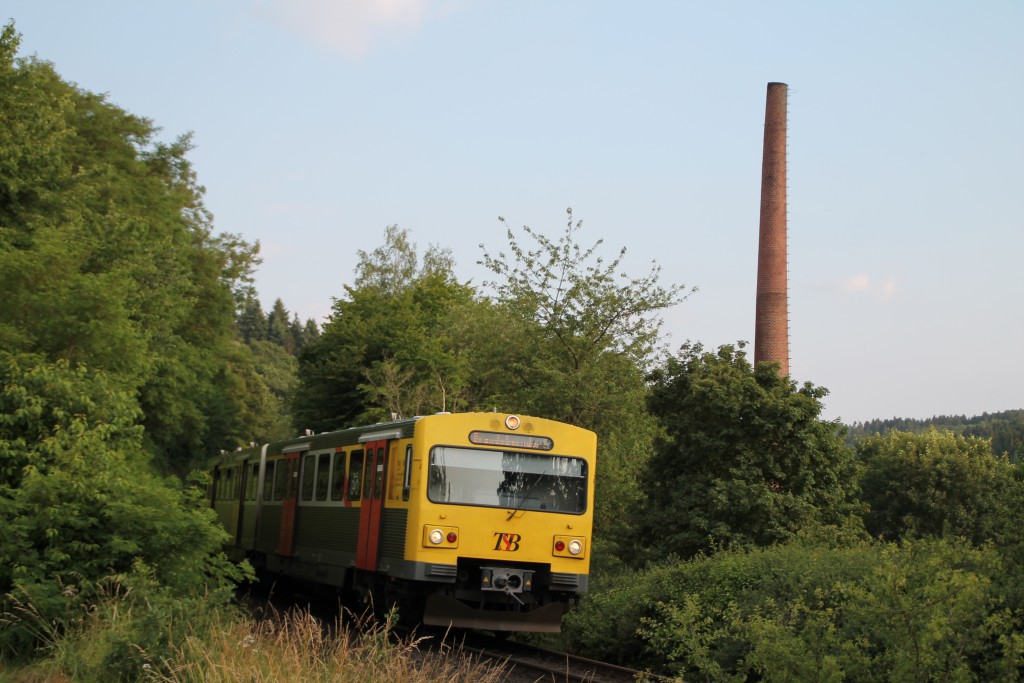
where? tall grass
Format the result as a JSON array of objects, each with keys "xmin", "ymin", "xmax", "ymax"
[
  {"xmin": 2, "ymin": 589, "xmax": 506, "ymax": 683},
  {"xmin": 148, "ymin": 606, "xmax": 506, "ymax": 683}
]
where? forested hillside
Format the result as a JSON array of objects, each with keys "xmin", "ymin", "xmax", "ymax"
[{"xmin": 848, "ymin": 409, "xmax": 1024, "ymax": 462}]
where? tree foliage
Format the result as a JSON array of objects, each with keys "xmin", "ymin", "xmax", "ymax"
[
  {"xmin": 0, "ymin": 353, "xmax": 248, "ymax": 658},
  {"xmin": 479, "ymin": 208, "xmax": 690, "ymax": 424},
  {"xmin": 565, "ymin": 537, "xmax": 1024, "ymax": 681},
  {"xmin": 294, "ymin": 226, "xmax": 479, "ymax": 431},
  {"xmin": 848, "ymin": 410, "xmax": 1024, "ymax": 463},
  {"xmin": 478, "ymin": 209, "xmax": 691, "ymax": 555},
  {"xmin": 857, "ymin": 429, "xmax": 1021, "ymax": 544},
  {"xmin": 0, "ymin": 23, "xmax": 261, "ymax": 466},
  {"xmin": 642, "ymin": 343, "xmax": 863, "ymax": 560}
]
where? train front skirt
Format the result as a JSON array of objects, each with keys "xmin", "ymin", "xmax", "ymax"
[{"xmin": 422, "ymin": 594, "xmax": 567, "ymax": 632}]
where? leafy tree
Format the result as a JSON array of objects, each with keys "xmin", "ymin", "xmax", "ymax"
[
  {"xmin": 479, "ymin": 208, "xmax": 690, "ymax": 426},
  {"xmin": 479, "ymin": 209, "xmax": 691, "ymax": 557},
  {"xmin": 294, "ymin": 226, "xmax": 478, "ymax": 430},
  {"xmin": 298, "ymin": 212, "xmax": 691, "ymax": 558},
  {"xmin": 641, "ymin": 342, "xmax": 863, "ymax": 560},
  {"xmin": 0, "ymin": 23, "xmax": 261, "ymax": 466},
  {"xmin": 857, "ymin": 429, "xmax": 1021, "ymax": 544},
  {"xmin": 0, "ymin": 354, "xmax": 248, "ymax": 658},
  {"xmin": 244, "ymin": 340, "xmax": 300, "ymax": 440}
]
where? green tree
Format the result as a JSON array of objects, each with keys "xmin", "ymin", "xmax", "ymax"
[
  {"xmin": 480, "ymin": 209, "xmax": 690, "ymax": 558},
  {"xmin": 245, "ymin": 340, "xmax": 300, "ymax": 440},
  {"xmin": 479, "ymin": 208, "xmax": 689, "ymax": 426},
  {"xmin": 237, "ymin": 293, "xmax": 268, "ymax": 343},
  {"xmin": 301, "ymin": 317, "xmax": 321, "ymax": 348},
  {"xmin": 857, "ymin": 429, "xmax": 1020, "ymax": 544},
  {"xmin": 294, "ymin": 226, "xmax": 478, "ymax": 430},
  {"xmin": 642, "ymin": 342, "xmax": 863, "ymax": 560},
  {"xmin": 0, "ymin": 354, "xmax": 248, "ymax": 658},
  {"xmin": 0, "ymin": 23, "xmax": 261, "ymax": 466},
  {"xmin": 266, "ymin": 298, "xmax": 291, "ymax": 349}
]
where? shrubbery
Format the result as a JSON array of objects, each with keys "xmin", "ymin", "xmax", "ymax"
[
  {"xmin": 566, "ymin": 538, "xmax": 1024, "ymax": 681},
  {"xmin": 563, "ymin": 416, "xmax": 1024, "ymax": 680},
  {"xmin": 0, "ymin": 354, "xmax": 249, "ymax": 679}
]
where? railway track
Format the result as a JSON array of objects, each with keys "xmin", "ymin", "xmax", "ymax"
[
  {"xmin": 249, "ymin": 587, "xmax": 666, "ymax": 682},
  {"xmin": 437, "ymin": 632, "xmax": 665, "ymax": 683}
]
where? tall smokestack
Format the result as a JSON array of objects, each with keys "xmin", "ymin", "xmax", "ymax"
[{"xmin": 754, "ymin": 82, "xmax": 790, "ymax": 376}]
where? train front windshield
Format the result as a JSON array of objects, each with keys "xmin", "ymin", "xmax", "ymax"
[{"xmin": 428, "ymin": 446, "xmax": 587, "ymax": 514}]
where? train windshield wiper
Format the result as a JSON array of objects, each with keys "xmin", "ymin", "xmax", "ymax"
[{"xmin": 506, "ymin": 469, "xmax": 547, "ymax": 520}]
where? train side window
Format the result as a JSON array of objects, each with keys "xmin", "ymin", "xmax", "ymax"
[
  {"xmin": 373, "ymin": 447, "xmax": 385, "ymax": 499},
  {"xmin": 315, "ymin": 453, "xmax": 330, "ymax": 501},
  {"xmin": 402, "ymin": 445, "xmax": 412, "ymax": 501},
  {"xmin": 224, "ymin": 468, "xmax": 233, "ymax": 500},
  {"xmin": 363, "ymin": 452, "xmax": 375, "ymax": 500},
  {"xmin": 348, "ymin": 450, "xmax": 364, "ymax": 501},
  {"xmin": 248, "ymin": 464, "xmax": 258, "ymax": 501},
  {"xmin": 273, "ymin": 460, "xmax": 289, "ymax": 500},
  {"xmin": 300, "ymin": 454, "xmax": 315, "ymax": 501},
  {"xmin": 234, "ymin": 466, "xmax": 243, "ymax": 499},
  {"xmin": 287, "ymin": 460, "xmax": 299, "ymax": 498},
  {"xmin": 330, "ymin": 452, "xmax": 346, "ymax": 501},
  {"xmin": 263, "ymin": 462, "xmax": 275, "ymax": 501}
]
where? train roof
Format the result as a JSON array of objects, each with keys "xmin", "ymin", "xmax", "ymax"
[
  {"xmin": 206, "ymin": 416, "xmax": 423, "ymax": 469},
  {"xmin": 206, "ymin": 412, "xmax": 595, "ymax": 469}
]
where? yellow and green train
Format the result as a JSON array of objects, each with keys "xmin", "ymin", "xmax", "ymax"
[{"xmin": 207, "ymin": 412, "xmax": 596, "ymax": 632}]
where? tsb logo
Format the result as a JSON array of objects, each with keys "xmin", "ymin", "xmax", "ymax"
[{"xmin": 493, "ymin": 532, "xmax": 522, "ymax": 552}]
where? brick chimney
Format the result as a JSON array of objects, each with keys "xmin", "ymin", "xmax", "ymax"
[{"xmin": 754, "ymin": 82, "xmax": 790, "ymax": 376}]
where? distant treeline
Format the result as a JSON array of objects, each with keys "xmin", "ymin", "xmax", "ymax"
[{"xmin": 847, "ymin": 409, "xmax": 1024, "ymax": 461}]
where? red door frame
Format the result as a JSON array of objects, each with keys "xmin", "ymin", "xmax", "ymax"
[
  {"xmin": 276, "ymin": 452, "xmax": 301, "ymax": 556},
  {"xmin": 356, "ymin": 441, "xmax": 387, "ymax": 570}
]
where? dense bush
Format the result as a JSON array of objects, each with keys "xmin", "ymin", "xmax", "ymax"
[
  {"xmin": 0, "ymin": 354, "xmax": 249, "ymax": 678},
  {"xmin": 565, "ymin": 538, "xmax": 1024, "ymax": 681},
  {"xmin": 857, "ymin": 428, "xmax": 1023, "ymax": 544}
]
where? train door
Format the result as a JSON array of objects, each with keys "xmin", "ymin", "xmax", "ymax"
[
  {"xmin": 276, "ymin": 452, "xmax": 301, "ymax": 556},
  {"xmin": 356, "ymin": 440, "xmax": 387, "ymax": 570}
]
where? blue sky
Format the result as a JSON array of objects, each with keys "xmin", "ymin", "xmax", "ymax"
[{"xmin": 6, "ymin": 1, "xmax": 1022, "ymax": 424}]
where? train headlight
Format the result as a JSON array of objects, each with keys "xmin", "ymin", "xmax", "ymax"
[
  {"xmin": 423, "ymin": 525, "xmax": 459, "ymax": 548},
  {"xmin": 552, "ymin": 535, "xmax": 586, "ymax": 559}
]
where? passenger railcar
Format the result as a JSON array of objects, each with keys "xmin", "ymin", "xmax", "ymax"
[{"xmin": 208, "ymin": 412, "xmax": 596, "ymax": 632}]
